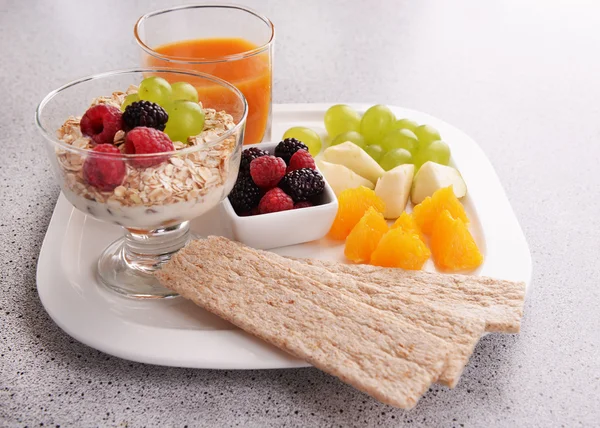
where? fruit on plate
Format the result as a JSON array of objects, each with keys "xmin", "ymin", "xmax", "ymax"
[
  {"xmin": 430, "ymin": 209, "xmax": 483, "ymax": 271},
  {"xmin": 412, "ymin": 186, "xmax": 469, "ymax": 235},
  {"xmin": 390, "ymin": 118, "xmax": 418, "ymax": 132},
  {"xmin": 391, "ymin": 211, "xmax": 424, "ymax": 241},
  {"xmin": 274, "ymin": 138, "xmax": 309, "ymax": 164},
  {"xmin": 379, "ymin": 148, "xmax": 413, "ymax": 172},
  {"xmin": 370, "ymin": 228, "xmax": 431, "ymax": 270},
  {"xmin": 279, "ymin": 168, "xmax": 325, "ymax": 202},
  {"xmin": 360, "ymin": 105, "xmax": 395, "ymax": 145},
  {"xmin": 323, "ymin": 142, "xmax": 385, "ymax": 183},
  {"xmin": 344, "ymin": 207, "xmax": 389, "ymax": 263},
  {"xmin": 258, "ymin": 188, "xmax": 294, "ymax": 214},
  {"xmin": 364, "ymin": 144, "xmax": 384, "ymax": 162},
  {"xmin": 331, "ymin": 131, "xmax": 367, "ymax": 150},
  {"xmin": 250, "ymin": 155, "xmax": 287, "ymax": 189},
  {"xmin": 282, "ymin": 127, "xmax": 322, "ymax": 156},
  {"xmin": 374, "ymin": 164, "xmax": 414, "ymax": 219},
  {"xmin": 380, "ymin": 128, "xmax": 419, "ymax": 154},
  {"xmin": 411, "ymin": 161, "xmax": 467, "ymax": 204},
  {"xmin": 229, "ymin": 145, "xmax": 324, "ymax": 215},
  {"xmin": 328, "ymin": 186, "xmax": 385, "ymax": 240},
  {"xmin": 324, "ymin": 104, "xmax": 361, "ymax": 138},
  {"xmin": 317, "ymin": 160, "xmax": 374, "ymax": 196},
  {"xmin": 413, "ymin": 124, "xmax": 441, "ymax": 147}
]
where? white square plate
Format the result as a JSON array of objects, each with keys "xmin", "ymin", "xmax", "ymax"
[{"xmin": 37, "ymin": 103, "xmax": 532, "ymax": 369}]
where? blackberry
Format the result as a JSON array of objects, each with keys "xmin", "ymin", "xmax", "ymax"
[
  {"xmin": 240, "ymin": 147, "xmax": 269, "ymax": 173},
  {"xmin": 279, "ymin": 168, "xmax": 325, "ymax": 202},
  {"xmin": 228, "ymin": 174, "xmax": 262, "ymax": 214},
  {"xmin": 274, "ymin": 138, "xmax": 309, "ymax": 164},
  {"xmin": 122, "ymin": 101, "xmax": 168, "ymax": 131}
]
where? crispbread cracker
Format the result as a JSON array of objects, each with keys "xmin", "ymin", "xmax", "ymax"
[
  {"xmin": 227, "ymin": 239, "xmax": 486, "ymax": 387},
  {"xmin": 156, "ymin": 237, "xmax": 453, "ymax": 409},
  {"xmin": 299, "ymin": 259, "xmax": 526, "ymax": 333}
]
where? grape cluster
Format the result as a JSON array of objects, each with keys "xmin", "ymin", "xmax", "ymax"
[{"xmin": 320, "ymin": 104, "xmax": 451, "ymax": 171}]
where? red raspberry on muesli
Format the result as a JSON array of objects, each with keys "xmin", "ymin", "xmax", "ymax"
[
  {"xmin": 83, "ymin": 144, "xmax": 126, "ymax": 191},
  {"xmin": 80, "ymin": 104, "xmax": 123, "ymax": 145},
  {"xmin": 124, "ymin": 127, "xmax": 174, "ymax": 168}
]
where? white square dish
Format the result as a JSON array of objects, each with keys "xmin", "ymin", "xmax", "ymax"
[
  {"xmin": 36, "ymin": 103, "xmax": 532, "ymax": 370},
  {"xmin": 221, "ymin": 141, "xmax": 338, "ymax": 250}
]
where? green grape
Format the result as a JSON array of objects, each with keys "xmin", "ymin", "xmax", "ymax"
[
  {"xmin": 380, "ymin": 129, "xmax": 419, "ymax": 154},
  {"xmin": 420, "ymin": 140, "xmax": 451, "ymax": 166},
  {"xmin": 365, "ymin": 144, "xmax": 384, "ymax": 162},
  {"xmin": 171, "ymin": 82, "xmax": 199, "ymax": 103},
  {"xmin": 414, "ymin": 124, "xmax": 441, "ymax": 147},
  {"xmin": 331, "ymin": 131, "xmax": 367, "ymax": 150},
  {"xmin": 138, "ymin": 76, "xmax": 172, "ymax": 106},
  {"xmin": 390, "ymin": 118, "xmax": 418, "ymax": 132},
  {"xmin": 121, "ymin": 93, "xmax": 139, "ymax": 112},
  {"xmin": 360, "ymin": 105, "xmax": 395, "ymax": 145},
  {"xmin": 379, "ymin": 148, "xmax": 413, "ymax": 171},
  {"xmin": 324, "ymin": 104, "xmax": 361, "ymax": 138},
  {"xmin": 282, "ymin": 126, "xmax": 322, "ymax": 156},
  {"xmin": 164, "ymin": 100, "xmax": 205, "ymax": 143}
]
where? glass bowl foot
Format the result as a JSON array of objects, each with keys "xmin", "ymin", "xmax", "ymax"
[{"xmin": 97, "ymin": 221, "xmax": 192, "ymax": 299}]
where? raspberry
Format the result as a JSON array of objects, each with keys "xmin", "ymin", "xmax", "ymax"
[
  {"xmin": 240, "ymin": 147, "xmax": 269, "ymax": 173},
  {"xmin": 287, "ymin": 149, "xmax": 316, "ymax": 173},
  {"xmin": 122, "ymin": 101, "xmax": 168, "ymax": 131},
  {"xmin": 294, "ymin": 201, "xmax": 313, "ymax": 209},
  {"xmin": 279, "ymin": 168, "xmax": 325, "ymax": 202},
  {"xmin": 83, "ymin": 144, "xmax": 126, "ymax": 191},
  {"xmin": 80, "ymin": 104, "xmax": 123, "ymax": 145},
  {"xmin": 258, "ymin": 188, "xmax": 294, "ymax": 214},
  {"xmin": 274, "ymin": 138, "xmax": 309, "ymax": 164},
  {"xmin": 250, "ymin": 155, "xmax": 287, "ymax": 189},
  {"xmin": 228, "ymin": 174, "xmax": 262, "ymax": 214},
  {"xmin": 124, "ymin": 127, "xmax": 174, "ymax": 168}
]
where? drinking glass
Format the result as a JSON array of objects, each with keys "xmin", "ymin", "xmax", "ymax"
[
  {"xmin": 36, "ymin": 69, "xmax": 247, "ymax": 299},
  {"xmin": 135, "ymin": 4, "xmax": 274, "ymax": 146}
]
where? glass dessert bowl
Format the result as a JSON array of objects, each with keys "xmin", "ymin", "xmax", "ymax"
[{"xmin": 36, "ymin": 68, "xmax": 247, "ymax": 299}]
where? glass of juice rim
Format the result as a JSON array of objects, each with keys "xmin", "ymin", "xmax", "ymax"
[{"xmin": 134, "ymin": 4, "xmax": 274, "ymax": 146}]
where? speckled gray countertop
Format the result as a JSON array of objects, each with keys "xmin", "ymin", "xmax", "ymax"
[{"xmin": 1, "ymin": 0, "xmax": 599, "ymax": 426}]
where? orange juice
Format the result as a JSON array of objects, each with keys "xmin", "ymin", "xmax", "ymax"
[{"xmin": 147, "ymin": 38, "xmax": 271, "ymax": 145}]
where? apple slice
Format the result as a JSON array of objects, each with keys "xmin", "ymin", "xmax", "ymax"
[
  {"xmin": 374, "ymin": 164, "xmax": 414, "ymax": 219},
  {"xmin": 323, "ymin": 142, "xmax": 385, "ymax": 183},
  {"xmin": 411, "ymin": 161, "xmax": 467, "ymax": 205},
  {"xmin": 317, "ymin": 160, "xmax": 374, "ymax": 196}
]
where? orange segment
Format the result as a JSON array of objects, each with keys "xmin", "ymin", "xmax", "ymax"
[
  {"xmin": 430, "ymin": 210, "xmax": 483, "ymax": 271},
  {"xmin": 391, "ymin": 211, "xmax": 424, "ymax": 241},
  {"xmin": 329, "ymin": 187, "xmax": 386, "ymax": 240},
  {"xmin": 344, "ymin": 207, "xmax": 389, "ymax": 263},
  {"xmin": 412, "ymin": 186, "xmax": 469, "ymax": 235},
  {"xmin": 370, "ymin": 228, "xmax": 431, "ymax": 270}
]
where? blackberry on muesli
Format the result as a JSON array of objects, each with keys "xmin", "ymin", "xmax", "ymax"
[{"xmin": 122, "ymin": 100, "xmax": 169, "ymax": 131}]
